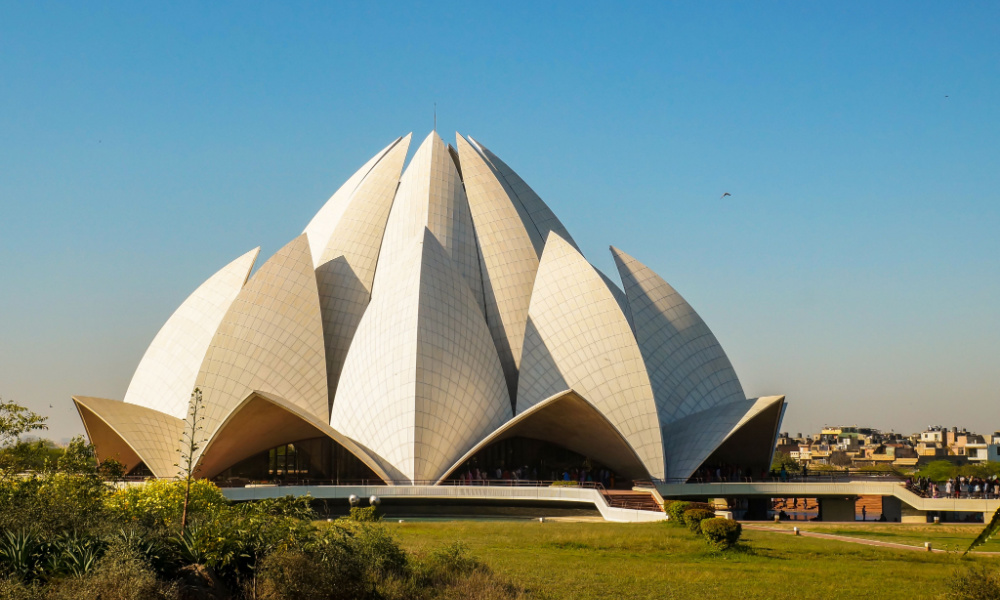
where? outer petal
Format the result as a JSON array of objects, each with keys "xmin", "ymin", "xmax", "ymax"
[
  {"xmin": 123, "ymin": 247, "xmax": 259, "ymax": 419},
  {"xmin": 332, "ymin": 230, "xmax": 512, "ymax": 483},
  {"xmin": 73, "ymin": 396, "xmax": 184, "ymax": 479},
  {"xmin": 611, "ymin": 247, "xmax": 745, "ymax": 423},
  {"xmin": 517, "ymin": 232, "xmax": 664, "ymax": 480},
  {"xmin": 660, "ymin": 395, "xmax": 785, "ymax": 481},
  {"xmin": 196, "ymin": 234, "xmax": 328, "ymax": 444},
  {"xmin": 303, "ymin": 136, "xmax": 405, "ymax": 267},
  {"xmin": 314, "ymin": 134, "xmax": 411, "ymax": 406}
]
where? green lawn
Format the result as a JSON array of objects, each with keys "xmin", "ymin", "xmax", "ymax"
[
  {"xmin": 389, "ymin": 520, "xmax": 1000, "ymax": 599},
  {"xmin": 762, "ymin": 522, "xmax": 1000, "ymax": 553}
]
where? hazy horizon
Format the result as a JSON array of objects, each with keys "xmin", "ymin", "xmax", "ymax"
[{"xmin": 1, "ymin": 3, "xmax": 998, "ymax": 442}]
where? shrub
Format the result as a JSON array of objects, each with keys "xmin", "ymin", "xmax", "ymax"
[
  {"xmin": 700, "ymin": 518, "xmax": 742, "ymax": 550},
  {"xmin": 683, "ymin": 509, "xmax": 716, "ymax": 534},
  {"xmin": 0, "ymin": 473, "xmax": 110, "ymax": 532},
  {"xmin": 665, "ymin": 501, "xmax": 691, "ymax": 524},
  {"xmin": 950, "ymin": 563, "xmax": 1000, "ymax": 600},
  {"xmin": 106, "ymin": 479, "xmax": 227, "ymax": 528},
  {"xmin": 257, "ymin": 543, "xmax": 367, "ymax": 600},
  {"xmin": 44, "ymin": 545, "xmax": 179, "ymax": 600},
  {"xmin": 349, "ymin": 505, "xmax": 381, "ymax": 522},
  {"xmin": 349, "ymin": 524, "xmax": 407, "ymax": 581}
]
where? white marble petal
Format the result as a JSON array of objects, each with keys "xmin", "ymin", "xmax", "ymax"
[{"xmin": 124, "ymin": 247, "xmax": 259, "ymax": 419}]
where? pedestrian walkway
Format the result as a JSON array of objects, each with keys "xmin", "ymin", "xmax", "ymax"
[{"xmin": 743, "ymin": 524, "xmax": 1000, "ymax": 555}]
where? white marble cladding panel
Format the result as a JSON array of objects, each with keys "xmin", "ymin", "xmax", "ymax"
[
  {"xmin": 315, "ymin": 134, "xmax": 411, "ymax": 405},
  {"xmin": 332, "ymin": 230, "xmax": 511, "ymax": 482},
  {"xmin": 373, "ymin": 132, "xmax": 484, "ymax": 313},
  {"xmin": 517, "ymin": 232, "xmax": 664, "ymax": 480},
  {"xmin": 468, "ymin": 136, "xmax": 579, "ymax": 253},
  {"xmin": 611, "ymin": 247, "xmax": 745, "ymax": 424},
  {"xmin": 124, "ymin": 247, "xmax": 259, "ymax": 419},
  {"xmin": 455, "ymin": 134, "xmax": 540, "ymax": 403},
  {"xmin": 74, "ymin": 396, "xmax": 185, "ymax": 479},
  {"xmin": 303, "ymin": 136, "xmax": 402, "ymax": 267},
  {"xmin": 196, "ymin": 234, "xmax": 329, "ymax": 445}
]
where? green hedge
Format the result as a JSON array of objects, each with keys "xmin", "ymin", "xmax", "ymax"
[
  {"xmin": 683, "ymin": 508, "xmax": 716, "ymax": 534},
  {"xmin": 665, "ymin": 501, "xmax": 715, "ymax": 525},
  {"xmin": 700, "ymin": 518, "xmax": 742, "ymax": 550},
  {"xmin": 665, "ymin": 501, "xmax": 691, "ymax": 524}
]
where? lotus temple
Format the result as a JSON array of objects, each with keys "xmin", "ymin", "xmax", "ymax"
[{"xmin": 73, "ymin": 131, "xmax": 786, "ymax": 516}]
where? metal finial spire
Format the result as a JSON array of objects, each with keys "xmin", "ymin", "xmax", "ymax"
[{"xmin": 434, "ymin": 102, "xmax": 437, "ymax": 131}]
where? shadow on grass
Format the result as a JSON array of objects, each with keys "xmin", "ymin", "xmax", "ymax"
[{"xmin": 544, "ymin": 541, "xmax": 591, "ymax": 551}]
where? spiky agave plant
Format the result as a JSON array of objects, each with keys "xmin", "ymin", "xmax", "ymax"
[
  {"xmin": 965, "ymin": 506, "xmax": 1000, "ymax": 555},
  {"xmin": 175, "ymin": 388, "xmax": 207, "ymax": 533}
]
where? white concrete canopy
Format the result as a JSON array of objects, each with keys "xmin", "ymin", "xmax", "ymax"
[
  {"xmin": 196, "ymin": 390, "xmax": 394, "ymax": 483},
  {"xmin": 437, "ymin": 390, "xmax": 651, "ymax": 483},
  {"xmin": 73, "ymin": 396, "xmax": 185, "ymax": 479}
]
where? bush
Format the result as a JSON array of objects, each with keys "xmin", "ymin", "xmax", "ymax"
[
  {"xmin": 683, "ymin": 509, "xmax": 716, "ymax": 534},
  {"xmin": 0, "ymin": 473, "xmax": 110, "ymax": 532},
  {"xmin": 348, "ymin": 506, "xmax": 381, "ymax": 522},
  {"xmin": 700, "ymin": 518, "xmax": 742, "ymax": 550},
  {"xmin": 44, "ymin": 545, "xmax": 179, "ymax": 600},
  {"xmin": 257, "ymin": 537, "xmax": 367, "ymax": 600},
  {"xmin": 951, "ymin": 563, "xmax": 1000, "ymax": 600},
  {"xmin": 665, "ymin": 501, "xmax": 691, "ymax": 524},
  {"xmin": 106, "ymin": 479, "xmax": 227, "ymax": 528},
  {"xmin": 349, "ymin": 524, "xmax": 407, "ymax": 580}
]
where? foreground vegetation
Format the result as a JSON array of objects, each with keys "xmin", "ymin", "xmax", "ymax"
[
  {"xmin": 0, "ymin": 399, "xmax": 525, "ymax": 599},
  {"xmin": 3, "ymin": 398, "xmax": 1000, "ymax": 599},
  {"xmin": 0, "ymin": 472, "xmax": 527, "ymax": 599}
]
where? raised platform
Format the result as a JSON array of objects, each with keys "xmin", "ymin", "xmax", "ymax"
[{"xmin": 221, "ymin": 484, "xmax": 667, "ymax": 523}]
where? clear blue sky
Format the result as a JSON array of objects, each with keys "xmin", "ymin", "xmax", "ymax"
[{"xmin": 1, "ymin": 2, "xmax": 998, "ymax": 441}]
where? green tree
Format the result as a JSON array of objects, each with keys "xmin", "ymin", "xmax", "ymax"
[
  {"xmin": 98, "ymin": 458, "xmax": 127, "ymax": 482},
  {"xmin": 0, "ymin": 398, "xmax": 50, "ymax": 478},
  {"xmin": 57, "ymin": 435, "xmax": 98, "ymax": 474},
  {"xmin": 770, "ymin": 451, "xmax": 800, "ymax": 471},
  {"xmin": 0, "ymin": 397, "xmax": 47, "ymax": 446}
]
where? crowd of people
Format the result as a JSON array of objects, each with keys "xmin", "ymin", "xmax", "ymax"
[
  {"xmin": 690, "ymin": 464, "xmax": 763, "ymax": 483},
  {"xmin": 451, "ymin": 465, "xmax": 618, "ymax": 488},
  {"xmin": 691, "ymin": 464, "xmax": 814, "ymax": 483},
  {"xmin": 907, "ymin": 475, "xmax": 1000, "ymax": 499}
]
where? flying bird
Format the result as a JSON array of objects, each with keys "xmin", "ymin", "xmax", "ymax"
[{"xmin": 720, "ymin": 192, "xmax": 731, "ymax": 199}]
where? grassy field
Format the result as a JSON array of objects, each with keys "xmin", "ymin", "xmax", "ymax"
[
  {"xmin": 762, "ymin": 521, "xmax": 1000, "ymax": 553},
  {"xmin": 389, "ymin": 520, "xmax": 1000, "ymax": 599}
]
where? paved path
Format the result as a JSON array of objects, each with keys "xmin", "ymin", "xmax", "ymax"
[{"xmin": 743, "ymin": 524, "xmax": 1000, "ymax": 556}]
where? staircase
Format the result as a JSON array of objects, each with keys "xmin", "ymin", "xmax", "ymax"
[{"xmin": 603, "ymin": 490, "xmax": 663, "ymax": 512}]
